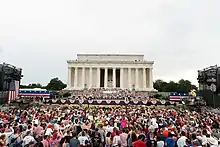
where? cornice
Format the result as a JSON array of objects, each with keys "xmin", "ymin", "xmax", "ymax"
[{"xmin": 67, "ymin": 60, "xmax": 154, "ymax": 64}]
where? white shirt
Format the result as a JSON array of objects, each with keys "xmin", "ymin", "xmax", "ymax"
[
  {"xmin": 23, "ymin": 135, "xmax": 36, "ymax": 146},
  {"xmin": 157, "ymin": 141, "xmax": 164, "ymax": 147},
  {"xmin": 45, "ymin": 128, "xmax": 53, "ymax": 136},
  {"xmin": 197, "ymin": 135, "xmax": 208, "ymax": 146},
  {"xmin": 33, "ymin": 119, "xmax": 39, "ymax": 125},
  {"xmin": 78, "ymin": 136, "xmax": 89, "ymax": 146},
  {"xmin": 207, "ymin": 137, "xmax": 218, "ymax": 147},
  {"xmin": 106, "ymin": 126, "xmax": 114, "ymax": 134},
  {"xmin": 177, "ymin": 136, "xmax": 187, "ymax": 147},
  {"xmin": 54, "ymin": 123, "xmax": 60, "ymax": 130},
  {"xmin": 113, "ymin": 135, "xmax": 121, "ymax": 146}
]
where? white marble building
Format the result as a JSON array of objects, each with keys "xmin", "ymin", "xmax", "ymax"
[{"xmin": 67, "ymin": 54, "xmax": 156, "ymax": 91}]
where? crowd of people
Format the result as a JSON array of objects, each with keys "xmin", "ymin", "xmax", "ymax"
[
  {"xmin": 71, "ymin": 88, "xmax": 150, "ymax": 100},
  {"xmin": 0, "ymin": 102, "xmax": 219, "ymax": 147}
]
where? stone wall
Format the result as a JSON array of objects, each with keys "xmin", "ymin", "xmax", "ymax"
[{"xmin": 77, "ymin": 54, "xmax": 144, "ymax": 61}]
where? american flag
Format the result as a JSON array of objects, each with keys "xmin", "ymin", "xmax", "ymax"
[
  {"xmin": 168, "ymin": 92, "xmax": 188, "ymax": 101},
  {"xmin": 8, "ymin": 80, "xmax": 20, "ymax": 103}
]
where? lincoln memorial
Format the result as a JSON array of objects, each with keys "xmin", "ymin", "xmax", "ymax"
[{"xmin": 67, "ymin": 54, "xmax": 156, "ymax": 91}]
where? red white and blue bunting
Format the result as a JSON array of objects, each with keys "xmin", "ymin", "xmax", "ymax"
[
  {"xmin": 97, "ymin": 100, "xmax": 102, "ymax": 104},
  {"xmin": 106, "ymin": 100, "xmax": 111, "ymax": 104},
  {"xmin": 115, "ymin": 100, "xmax": 120, "ymax": 104},
  {"xmin": 69, "ymin": 99, "xmax": 75, "ymax": 103},
  {"xmin": 61, "ymin": 99, "xmax": 66, "ymax": 103},
  {"xmin": 88, "ymin": 100, "xmax": 93, "ymax": 104},
  {"xmin": 142, "ymin": 100, "xmax": 148, "ymax": 105},
  {"xmin": 46, "ymin": 98, "xmax": 179, "ymax": 105}
]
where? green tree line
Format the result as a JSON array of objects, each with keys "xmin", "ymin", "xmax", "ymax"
[
  {"xmin": 20, "ymin": 78, "xmax": 197, "ymax": 93},
  {"xmin": 20, "ymin": 77, "xmax": 67, "ymax": 91},
  {"xmin": 153, "ymin": 79, "xmax": 197, "ymax": 92}
]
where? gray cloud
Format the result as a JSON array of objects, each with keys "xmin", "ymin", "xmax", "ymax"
[{"xmin": 0, "ymin": 0, "xmax": 220, "ymax": 85}]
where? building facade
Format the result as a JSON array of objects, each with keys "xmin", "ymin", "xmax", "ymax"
[{"xmin": 67, "ymin": 54, "xmax": 156, "ymax": 91}]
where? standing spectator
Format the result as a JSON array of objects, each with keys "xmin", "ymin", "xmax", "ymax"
[
  {"xmin": 106, "ymin": 132, "xmax": 112, "ymax": 147},
  {"xmin": 98, "ymin": 125, "xmax": 105, "ymax": 146},
  {"xmin": 165, "ymin": 133, "xmax": 175, "ymax": 147},
  {"xmin": 120, "ymin": 129, "xmax": 128, "ymax": 147},
  {"xmin": 156, "ymin": 136, "xmax": 164, "ymax": 147},
  {"xmin": 112, "ymin": 131, "xmax": 121, "ymax": 147},
  {"xmin": 70, "ymin": 132, "xmax": 80, "ymax": 147},
  {"xmin": 133, "ymin": 134, "xmax": 146, "ymax": 147},
  {"xmin": 41, "ymin": 135, "xmax": 49, "ymax": 147},
  {"xmin": 92, "ymin": 131, "xmax": 102, "ymax": 147},
  {"xmin": 177, "ymin": 131, "xmax": 187, "ymax": 147},
  {"xmin": 0, "ymin": 135, "xmax": 6, "ymax": 147},
  {"xmin": 78, "ymin": 131, "xmax": 89, "ymax": 147}
]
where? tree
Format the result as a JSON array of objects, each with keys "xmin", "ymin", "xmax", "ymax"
[
  {"xmin": 165, "ymin": 81, "xmax": 178, "ymax": 92},
  {"xmin": 62, "ymin": 92, "xmax": 71, "ymax": 97},
  {"xmin": 153, "ymin": 79, "xmax": 198, "ymax": 92},
  {"xmin": 46, "ymin": 77, "xmax": 67, "ymax": 91},
  {"xmin": 153, "ymin": 94, "xmax": 168, "ymax": 100},
  {"xmin": 20, "ymin": 83, "xmax": 43, "ymax": 89},
  {"xmin": 153, "ymin": 80, "xmax": 168, "ymax": 92}
]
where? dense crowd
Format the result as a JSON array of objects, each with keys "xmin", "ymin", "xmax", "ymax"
[
  {"xmin": 0, "ymin": 103, "xmax": 219, "ymax": 147},
  {"xmin": 71, "ymin": 88, "xmax": 149, "ymax": 100}
]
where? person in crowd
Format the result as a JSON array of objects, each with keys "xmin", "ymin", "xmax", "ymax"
[
  {"xmin": 92, "ymin": 131, "xmax": 101, "ymax": 147},
  {"xmin": 112, "ymin": 131, "xmax": 121, "ymax": 147},
  {"xmin": 128, "ymin": 132, "xmax": 137, "ymax": 147},
  {"xmin": 165, "ymin": 132, "xmax": 175, "ymax": 147},
  {"xmin": 149, "ymin": 132, "xmax": 157, "ymax": 147},
  {"xmin": 206, "ymin": 133, "xmax": 218, "ymax": 147},
  {"xmin": 0, "ymin": 134, "xmax": 6, "ymax": 147},
  {"xmin": 156, "ymin": 136, "xmax": 164, "ymax": 147},
  {"xmin": 133, "ymin": 134, "xmax": 146, "ymax": 147},
  {"xmin": 41, "ymin": 135, "xmax": 49, "ymax": 147},
  {"xmin": 106, "ymin": 132, "xmax": 112, "ymax": 147},
  {"xmin": 70, "ymin": 132, "xmax": 80, "ymax": 147},
  {"xmin": 98, "ymin": 124, "xmax": 105, "ymax": 146},
  {"xmin": 177, "ymin": 131, "xmax": 187, "ymax": 147},
  {"xmin": 23, "ymin": 131, "xmax": 36, "ymax": 146},
  {"xmin": 78, "ymin": 131, "xmax": 89, "ymax": 147},
  {"xmin": 120, "ymin": 128, "xmax": 128, "ymax": 147}
]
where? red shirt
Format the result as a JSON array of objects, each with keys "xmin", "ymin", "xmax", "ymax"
[
  {"xmin": 133, "ymin": 140, "xmax": 146, "ymax": 147},
  {"xmin": 163, "ymin": 130, "xmax": 169, "ymax": 138}
]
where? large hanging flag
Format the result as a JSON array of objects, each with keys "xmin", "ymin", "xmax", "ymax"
[
  {"xmin": 8, "ymin": 80, "xmax": 20, "ymax": 103},
  {"xmin": 168, "ymin": 92, "xmax": 188, "ymax": 101}
]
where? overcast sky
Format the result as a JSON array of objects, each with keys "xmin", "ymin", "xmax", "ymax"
[{"xmin": 0, "ymin": 0, "xmax": 220, "ymax": 86}]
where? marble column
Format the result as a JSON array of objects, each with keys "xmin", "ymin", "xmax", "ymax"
[
  {"xmin": 135, "ymin": 68, "xmax": 139, "ymax": 90},
  {"xmin": 89, "ymin": 67, "xmax": 92, "ymax": 88},
  {"xmin": 113, "ymin": 68, "xmax": 116, "ymax": 88},
  {"xmin": 143, "ymin": 68, "xmax": 146, "ymax": 89},
  {"xmin": 74, "ymin": 67, "xmax": 78, "ymax": 88},
  {"xmin": 128, "ymin": 68, "xmax": 131, "ymax": 89},
  {"xmin": 96, "ymin": 68, "xmax": 100, "ymax": 88},
  {"xmin": 82, "ymin": 67, "xmax": 85, "ymax": 88},
  {"xmin": 149, "ymin": 68, "xmax": 153, "ymax": 89},
  {"xmin": 68, "ymin": 67, "xmax": 72, "ymax": 88},
  {"xmin": 104, "ymin": 68, "xmax": 108, "ymax": 88},
  {"xmin": 120, "ymin": 68, "xmax": 124, "ymax": 89}
]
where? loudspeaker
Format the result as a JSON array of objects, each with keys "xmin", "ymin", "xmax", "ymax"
[
  {"xmin": 216, "ymin": 69, "xmax": 220, "ymax": 94},
  {"xmin": 0, "ymin": 72, "xmax": 4, "ymax": 91}
]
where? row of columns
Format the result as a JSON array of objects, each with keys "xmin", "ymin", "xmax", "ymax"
[{"xmin": 68, "ymin": 67, "xmax": 153, "ymax": 90}]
